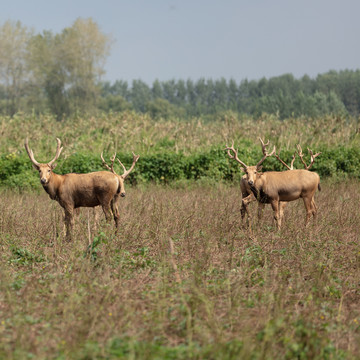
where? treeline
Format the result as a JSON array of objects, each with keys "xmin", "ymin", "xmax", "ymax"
[
  {"xmin": 100, "ymin": 70, "xmax": 360, "ymax": 119},
  {"xmin": 1, "ymin": 19, "xmax": 360, "ymax": 120}
]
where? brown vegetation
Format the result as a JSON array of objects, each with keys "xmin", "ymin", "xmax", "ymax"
[{"xmin": 0, "ymin": 180, "xmax": 359, "ymax": 358}]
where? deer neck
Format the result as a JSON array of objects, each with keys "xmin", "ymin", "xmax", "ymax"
[
  {"xmin": 43, "ymin": 173, "xmax": 62, "ymax": 200},
  {"xmin": 250, "ymin": 176, "xmax": 268, "ymax": 203}
]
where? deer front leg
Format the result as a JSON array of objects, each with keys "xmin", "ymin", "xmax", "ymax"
[
  {"xmin": 279, "ymin": 201, "xmax": 287, "ymax": 223},
  {"xmin": 241, "ymin": 193, "xmax": 257, "ymax": 227},
  {"xmin": 64, "ymin": 207, "xmax": 74, "ymax": 241},
  {"xmin": 270, "ymin": 199, "xmax": 281, "ymax": 230},
  {"xmin": 257, "ymin": 202, "xmax": 265, "ymax": 220}
]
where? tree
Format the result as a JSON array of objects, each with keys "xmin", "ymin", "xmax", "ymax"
[
  {"xmin": 151, "ymin": 79, "xmax": 163, "ymax": 100},
  {"xmin": 28, "ymin": 18, "xmax": 112, "ymax": 119},
  {"xmin": 28, "ymin": 31, "xmax": 69, "ymax": 118},
  {"xmin": 61, "ymin": 18, "xmax": 112, "ymax": 115},
  {"xmin": 130, "ymin": 80, "xmax": 151, "ymax": 112},
  {"xmin": 0, "ymin": 20, "xmax": 32, "ymax": 116}
]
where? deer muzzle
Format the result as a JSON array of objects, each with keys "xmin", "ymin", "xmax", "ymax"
[{"xmin": 120, "ymin": 192, "xmax": 126, "ymax": 197}]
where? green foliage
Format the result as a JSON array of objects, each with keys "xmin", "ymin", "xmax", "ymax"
[
  {"xmin": 99, "ymin": 70, "xmax": 360, "ymax": 119},
  {"xmin": 146, "ymin": 98, "xmax": 185, "ymax": 119},
  {"xmin": 84, "ymin": 231, "xmax": 108, "ymax": 261},
  {"xmin": 0, "ymin": 152, "xmax": 39, "ymax": 189},
  {"xmin": 1, "ymin": 143, "xmax": 360, "ymax": 189},
  {"xmin": 60, "ymin": 153, "xmax": 103, "ymax": 174},
  {"xmin": 9, "ymin": 247, "xmax": 45, "ymax": 265}
]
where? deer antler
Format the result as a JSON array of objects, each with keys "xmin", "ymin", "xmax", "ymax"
[
  {"xmin": 101, "ymin": 152, "xmax": 117, "ymax": 174},
  {"xmin": 118, "ymin": 152, "xmax": 140, "ymax": 179},
  {"xmin": 296, "ymin": 144, "xmax": 321, "ymax": 170},
  {"xmin": 274, "ymin": 149, "xmax": 296, "ymax": 170},
  {"xmin": 48, "ymin": 138, "xmax": 63, "ymax": 167},
  {"xmin": 25, "ymin": 137, "xmax": 63, "ymax": 167},
  {"xmin": 224, "ymin": 141, "xmax": 248, "ymax": 168},
  {"xmin": 256, "ymin": 138, "xmax": 275, "ymax": 167},
  {"xmin": 24, "ymin": 138, "xmax": 41, "ymax": 167}
]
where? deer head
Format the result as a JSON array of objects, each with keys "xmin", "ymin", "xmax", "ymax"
[
  {"xmin": 225, "ymin": 138, "xmax": 275, "ymax": 186},
  {"xmin": 25, "ymin": 138, "xmax": 63, "ymax": 185}
]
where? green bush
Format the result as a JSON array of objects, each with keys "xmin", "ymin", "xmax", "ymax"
[{"xmin": 1, "ymin": 145, "xmax": 360, "ymax": 189}]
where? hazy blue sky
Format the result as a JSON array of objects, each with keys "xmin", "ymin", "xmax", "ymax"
[{"xmin": 2, "ymin": 0, "xmax": 360, "ymax": 84}]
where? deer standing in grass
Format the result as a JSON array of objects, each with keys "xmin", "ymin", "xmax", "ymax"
[
  {"xmin": 25, "ymin": 138, "xmax": 139, "ymax": 241},
  {"xmin": 225, "ymin": 139, "xmax": 321, "ymax": 229},
  {"xmin": 274, "ymin": 144, "xmax": 321, "ymax": 213}
]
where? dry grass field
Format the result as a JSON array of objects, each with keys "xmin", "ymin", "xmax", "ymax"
[{"xmin": 0, "ymin": 179, "xmax": 359, "ymax": 359}]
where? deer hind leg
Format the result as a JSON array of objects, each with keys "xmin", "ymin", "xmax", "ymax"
[
  {"xmin": 311, "ymin": 197, "xmax": 318, "ymax": 217},
  {"xmin": 93, "ymin": 207, "xmax": 100, "ymax": 232},
  {"xmin": 303, "ymin": 196, "xmax": 315, "ymax": 226},
  {"xmin": 110, "ymin": 195, "xmax": 121, "ymax": 231},
  {"xmin": 101, "ymin": 203, "xmax": 113, "ymax": 223}
]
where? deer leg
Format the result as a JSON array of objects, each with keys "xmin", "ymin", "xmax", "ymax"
[
  {"xmin": 64, "ymin": 207, "xmax": 74, "ymax": 241},
  {"xmin": 93, "ymin": 207, "xmax": 100, "ymax": 232},
  {"xmin": 303, "ymin": 197, "xmax": 314, "ymax": 226},
  {"xmin": 279, "ymin": 202, "xmax": 287, "ymax": 223},
  {"xmin": 311, "ymin": 197, "xmax": 318, "ymax": 219},
  {"xmin": 257, "ymin": 202, "xmax": 265, "ymax": 220},
  {"xmin": 110, "ymin": 195, "xmax": 121, "ymax": 231},
  {"xmin": 101, "ymin": 203, "xmax": 113, "ymax": 223},
  {"xmin": 270, "ymin": 200, "xmax": 281, "ymax": 229},
  {"xmin": 241, "ymin": 193, "xmax": 256, "ymax": 226}
]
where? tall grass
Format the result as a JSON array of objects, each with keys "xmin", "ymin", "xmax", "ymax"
[
  {"xmin": 1, "ymin": 112, "xmax": 359, "ymax": 156},
  {"xmin": 0, "ymin": 180, "xmax": 359, "ymax": 359}
]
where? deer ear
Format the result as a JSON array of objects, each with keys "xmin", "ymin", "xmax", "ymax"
[
  {"xmin": 240, "ymin": 167, "xmax": 246, "ymax": 172},
  {"xmin": 32, "ymin": 163, "xmax": 40, "ymax": 171},
  {"xmin": 50, "ymin": 163, "xmax": 57, "ymax": 170},
  {"xmin": 257, "ymin": 165, "xmax": 263, "ymax": 171}
]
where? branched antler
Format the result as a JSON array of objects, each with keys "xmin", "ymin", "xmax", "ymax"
[
  {"xmin": 48, "ymin": 138, "xmax": 63, "ymax": 167},
  {"xmin": 224, "ymin": 141, "xmax": 248, "ymax": 168},
  {"xmin": 297, "ymin": 145, "xmax": 321, "ymax": 170},
  {"xmin": 25, "ymin": 137, "xmax": 63, "ymax": 167},
  {"xmin": 118, "ymin": 152, "xmax": 140, "ymax": 179},
  {"xmin": 274, "ymin": 149, "xmax": 296, "ymax": 170},
  {"xmin": 101, "ymin": 152, "xmax": 117, "ymax": 174},
  {"xmin": 256, "ymin": 138, "xmax": 276, "ymax": 167}
]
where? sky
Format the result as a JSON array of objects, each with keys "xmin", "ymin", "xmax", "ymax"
[{"xmin": 2, "ymin": 0, "xmax": 360, "ymax": 85}]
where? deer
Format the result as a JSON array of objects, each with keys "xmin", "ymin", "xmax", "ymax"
[
  {"xmin": 226, "ymin": 138, "xmax": 280, "ymax": 226},
  {"xmin": 225, "ymin": 139, "xmax": 321, "ymax": 229},
  {"xmin": 24, "ymin": 138, "xmax": 139, "ymax": 241},
  {"xmin": 274, "ymin": 144, "xmax": 321, "ymax": 212}
]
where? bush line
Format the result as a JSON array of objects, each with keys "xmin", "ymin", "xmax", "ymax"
[{"xmin": 1, "ymin": 145, "xmax": 360, "ymax": 189}]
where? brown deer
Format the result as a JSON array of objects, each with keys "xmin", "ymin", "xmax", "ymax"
[
  {"xmin": 275, "ymin": 145, "xmax": 321, "ymax": 212},
  {"xmin": 25, "ymin": 138, "xmax": 139, "ymax": 241},
  {"xmin": 226, "ymin": 138, "xmax": 280, "ymax": 225},
  {"xmin": 225, "ymin": 139, "xmax": 321, "ymax": 229}
]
